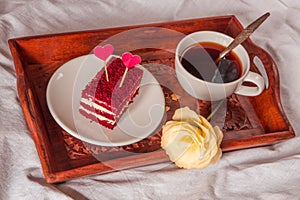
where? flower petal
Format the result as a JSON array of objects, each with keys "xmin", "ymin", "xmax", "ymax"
[
  {"xmin": 172, "ymin": 107, "xmax": 200, "ymax": 127},
  {"xmin": 161, "ymin": 107, "xmax": 224, "ymax": 169}
]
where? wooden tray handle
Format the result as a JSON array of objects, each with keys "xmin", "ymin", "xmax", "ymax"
[
  {"xmin": 246, "ymin": 43, "xmax": 294, "ymax": 133},
  {"xmin": 18, "ymin": 77, "xmax": 37, "ymax": 122}
]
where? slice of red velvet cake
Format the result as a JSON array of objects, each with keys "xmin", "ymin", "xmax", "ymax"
[{"xmin": 79, "ymin": 57, "xmax": 143, "ymax": 129}]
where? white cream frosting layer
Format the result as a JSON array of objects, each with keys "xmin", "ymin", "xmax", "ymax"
[
  {"xmin": 81, "ymin": 97, "xmax": 115, "ymax": 116},
  {"xmin": 79, "ymin": 105, "xmax": 115, "ymax": 125}
]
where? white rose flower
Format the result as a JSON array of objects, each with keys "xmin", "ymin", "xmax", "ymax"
[{"xmin": 161, "ymin": 107, "xmax": 223, "ymax": 169}]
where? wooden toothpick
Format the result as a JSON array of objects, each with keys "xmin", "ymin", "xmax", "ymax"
[
  {"xmin": 104, "ymin": 61, "xmax": 109, "ymax": 82},
  {"xmin": 119, "ymin": 68, "xmax": 128, "ymax": 88}
]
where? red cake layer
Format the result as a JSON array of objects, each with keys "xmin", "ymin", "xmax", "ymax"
[
  {"xmin": 80, "ymin": 88, "xmax": 140, "ymax": 121},
  {"xmin": 80, "ymin": 102, "xmax": 115, "ymax": 120},
  {"xmin": 80, "ymin": 89, "xmax": 140, "ymax": 129},
  {"xmin": 79, "ymin": 57, "xmax": 143, "ymax": 129},
  {"xmin": 79, "ymin": 109, "xmax": 115, "ymax": 129}
]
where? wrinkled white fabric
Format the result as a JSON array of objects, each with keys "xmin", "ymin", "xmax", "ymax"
[{"xmin": 1, "ymin": 0, "xmax": 300, "ymax": 199}]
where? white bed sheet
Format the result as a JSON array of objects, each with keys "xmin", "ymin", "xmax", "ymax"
[{"xmin": 1, "ymin": 0, "xmax": 300, "ymax": 199}]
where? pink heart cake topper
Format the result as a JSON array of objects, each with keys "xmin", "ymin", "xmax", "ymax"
[
  {"xmin": 121, "ymin": 52, "xmax": 141, "ymax": 69},
  {"xmin": 94, "ymin": 44, "xmax": 114, "ymax": 61},
  {"xmin": 119, "ymin": 52, "xmax": 142, "ymax": 88}
]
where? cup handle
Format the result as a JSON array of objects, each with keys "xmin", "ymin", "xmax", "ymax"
[{"xmin": 234, "ymin": 71, "xmax": 265, "ymax": 96}]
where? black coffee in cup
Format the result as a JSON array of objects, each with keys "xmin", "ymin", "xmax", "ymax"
[{"xmin": 180, "ymin": 42, "xmax": 242, "ymax": 83}]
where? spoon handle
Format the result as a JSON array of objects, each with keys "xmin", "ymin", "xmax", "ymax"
[{"xmin": 217, "ymin": 12, "xmax": 270, "ymax": 62}]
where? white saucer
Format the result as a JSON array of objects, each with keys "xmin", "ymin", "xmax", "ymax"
[{"xmin": 46, "ymin": 54, "xmax": 165, "ymax": 146}]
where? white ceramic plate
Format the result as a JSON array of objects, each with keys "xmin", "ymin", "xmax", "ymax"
[{"xmin": 46, "ymin": 54, "xmax": 165, "ymax": 146}]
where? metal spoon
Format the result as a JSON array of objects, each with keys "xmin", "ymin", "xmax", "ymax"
[{"xmin": 215, "ymin": 12, "xmax": 270, "ymax": 64}]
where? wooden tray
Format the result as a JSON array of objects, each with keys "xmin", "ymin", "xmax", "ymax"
[{"xmin": 9, "ymin": 15, "xmax": 295, "ymax": 183}]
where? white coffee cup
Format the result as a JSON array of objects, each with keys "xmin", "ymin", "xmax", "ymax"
[{"xmin": 175, "ymin": 31, "xmax": 265, "ymax": 101}]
